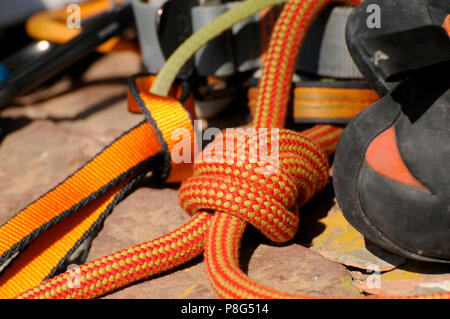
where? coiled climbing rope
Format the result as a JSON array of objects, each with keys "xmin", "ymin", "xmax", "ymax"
[{"xmin": 7, "ymin": 0, "xmax": 450, "ymax": 299}]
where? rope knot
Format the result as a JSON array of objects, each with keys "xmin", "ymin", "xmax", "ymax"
[{"xmin": 179, "ymin": 128, "xmax": 330, "ymax": 243}]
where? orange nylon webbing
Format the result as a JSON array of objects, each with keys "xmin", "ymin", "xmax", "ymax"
[
  {"xmin": 25, "ymin": 0, "xmax": 138, "ymax": 53},
  {"xmin": 443, "ymin": 15, "xmax": 450, "ymax": 36},
  {"xmin": 260, "ymin": 6, "xmax": 277, "ymax": 65},
  {"xmin": 200, "ymin": 0, "xmax": 357, "ymax": 298}
]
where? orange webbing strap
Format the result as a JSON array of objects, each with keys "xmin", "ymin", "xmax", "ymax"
[
  {"xmin": 0, "ymin": 75, "xmax": 194, "ymax": 298},
  {"xmin": 200, "ymin": 0, "xmax": 357, "ymax": 298},
  {"xmin": 248, "ymin": 84, "xmax": 379, "ymax": 122},
  {"xmin": 25, "ymin": 0, "xmax": 138, "ymax": 53}
]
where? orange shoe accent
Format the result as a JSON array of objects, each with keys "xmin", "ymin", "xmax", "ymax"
[{"xmin": 365, "ymin": 127, "xmax": 428, "ymax": 191}]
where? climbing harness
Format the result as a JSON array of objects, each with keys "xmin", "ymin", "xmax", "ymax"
[{"xmin": 0, "ymin": 0, "xmax": 449, "ymax": 299}]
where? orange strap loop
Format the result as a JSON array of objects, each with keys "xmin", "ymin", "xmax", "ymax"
[{"xmin": 0, "ymin": 75, "xmax": 194, "ymax": 298}]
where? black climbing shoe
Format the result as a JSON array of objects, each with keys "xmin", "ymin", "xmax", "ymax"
[{"xmin": 333, "ymin": 0, "xmax": 450, "ymax": 263}]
